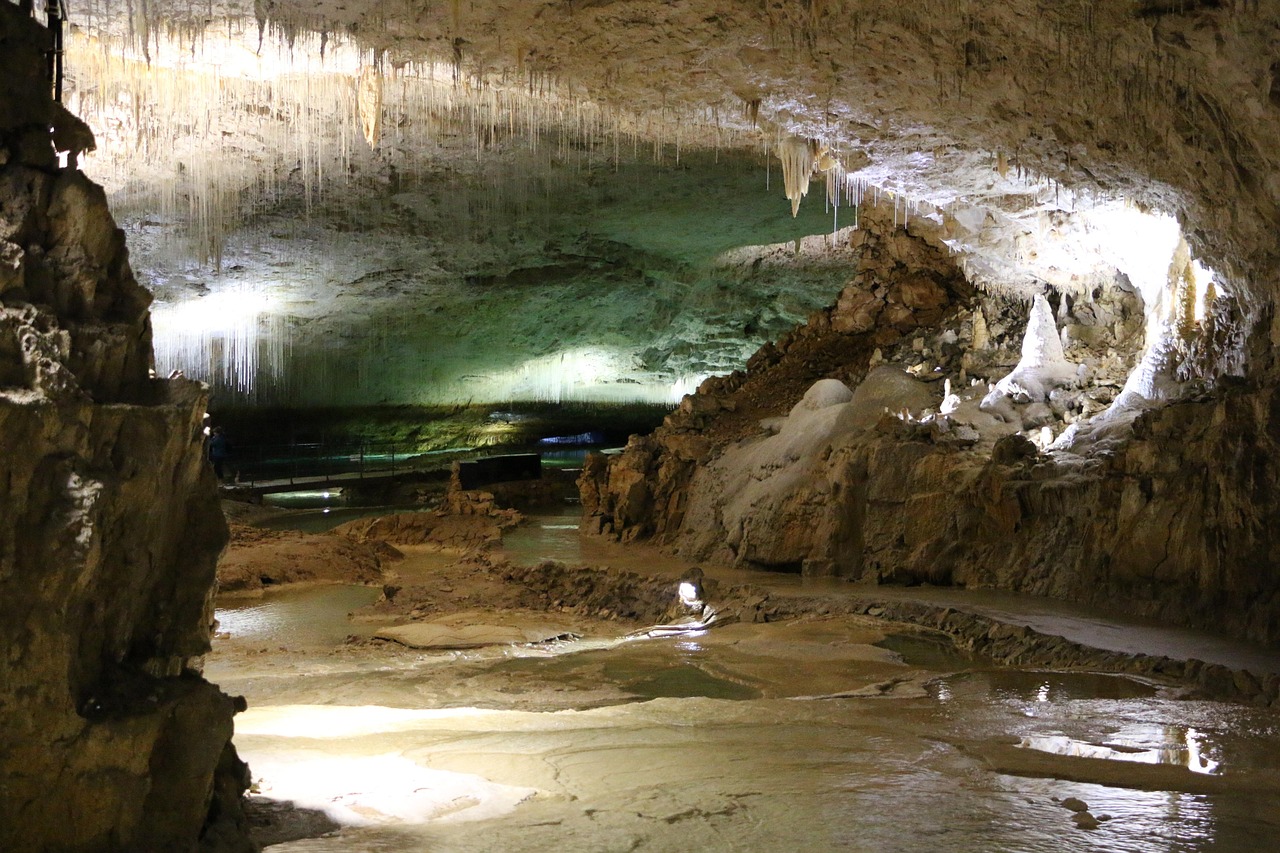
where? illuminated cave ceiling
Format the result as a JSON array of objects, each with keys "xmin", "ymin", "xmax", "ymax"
[{"xmin": 60, "ymin": 0, "xmax": 1280, "ymax": 407}]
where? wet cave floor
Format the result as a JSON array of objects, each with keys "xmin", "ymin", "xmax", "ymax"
[{"xmin": 206, "ymin": 509, "xmax": 1280, "ymax": 852}]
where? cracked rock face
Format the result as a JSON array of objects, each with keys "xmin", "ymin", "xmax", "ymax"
[{"xmin": 0, "ymin": 8, "xmax": 250, "ymax": 851}]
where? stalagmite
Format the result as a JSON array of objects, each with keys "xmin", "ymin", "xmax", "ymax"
[
  {"xmin": 778, "ymin": 135, "xmax": 816, "ymax": 217},
  {"xmin": 972, "ymin": 307, "xmax": 990, "ymax": 349},
  {"xmin": 981, "ymin": 293, "xmax": 1080, "ymax": 422},
  {"xmin": 940, "ymin": 377, "xmax": 961, "ymax": 415}
]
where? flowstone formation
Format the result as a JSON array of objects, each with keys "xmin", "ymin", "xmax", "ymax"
[
  {"xmin": 0, "ymin": 8, "xmax": 252, "ymax": 851},
  {"xmin": 582, "ymin": 207, "xmax": 1280, "ymax": 648}
]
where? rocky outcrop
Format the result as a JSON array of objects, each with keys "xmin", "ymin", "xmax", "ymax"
[
  {"xmin": 0, "ymin": 8, "xmax": 252, "ymax": 851},
  {"xmin": 335, "ymin": 505, "xmax": 522, "ymax": 552},
  {"xmin": 334, "ymin": 469, "xmax": 529, "ymax": 552},
  {"xmin": 583, "ymin": 214, "xmax": 1280, "ymax": 648},
  {"xmin": 580, "ymin": 218, "xmax": 973, "ymax": 546}
]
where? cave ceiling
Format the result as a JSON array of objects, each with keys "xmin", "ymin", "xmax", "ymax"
[{"xmin": 57, "ymin": 0, "xmax": 1280, "ymax": 406}]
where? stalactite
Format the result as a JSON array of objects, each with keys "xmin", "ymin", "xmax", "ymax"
[
  {"xmin": 357, "ymin": 64, "xmax": 383, "ymax": 149},
  {"xmin": 778, "ymin": 135, "xmax": 816, "ymax": 217},
  {"xmin": 151, "ymin": 286, "xmax": 295, "ymax": 401},
  {"xmin": 66, "ymin": 8, "xmax": 755, "ymax": 273}
]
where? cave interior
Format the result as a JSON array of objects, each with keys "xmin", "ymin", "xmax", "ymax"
[{"xmin": 2, "ymin": 0, "xmax": 1280, "ymax": 850}]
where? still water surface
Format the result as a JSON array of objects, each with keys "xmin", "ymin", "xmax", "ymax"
[{"xmin": 211, "ymin": 511, "xmax": 1280, "ymax": 852}]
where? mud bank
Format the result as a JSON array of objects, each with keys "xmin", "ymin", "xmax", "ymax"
[
  {"xmin": 360, "ymin": 551, "xmax": 1279, "ymax": 708},
  {"xmin": 217, "ymin": 523, "xmax": 397, "ymax": 596}
]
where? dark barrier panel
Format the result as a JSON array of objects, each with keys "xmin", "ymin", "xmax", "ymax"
[{"xmin": 458, "ymin": 453, "xmax": 542, "ymax": 490}]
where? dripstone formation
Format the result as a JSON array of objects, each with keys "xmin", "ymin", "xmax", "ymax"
[
  {"xmin": 582, "ymin": 214, "xmax": 1280, "ymax": 648},
  {"xmin": 0, "ymin": 7, "xmax": 252, "ymax": 851}
]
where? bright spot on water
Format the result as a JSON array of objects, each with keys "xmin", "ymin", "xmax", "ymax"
[{"xmin": 1018, "ymin": 732, "xmax": 1222, "ymax": 774}]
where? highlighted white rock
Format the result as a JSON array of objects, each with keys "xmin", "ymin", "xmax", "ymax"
[{"xmin": 981, "ymin": 293, "xmax": 1080, "ymax": 423}]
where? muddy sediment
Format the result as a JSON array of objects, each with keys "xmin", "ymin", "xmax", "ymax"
[
  {"xmin": 210, "ymin": 511, "xmax": 1280, "ymax": 851},
  {"xmin": 218, "ymin": 523, "xmax": 398, "ymax": 595},
  {"xmin": 354, "ymin": 549, "xmax": 1280, "ymax": 709}
]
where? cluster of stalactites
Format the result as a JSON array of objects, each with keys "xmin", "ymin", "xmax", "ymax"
[
  {"xmin": 777, "ymin": 137, "xmax": 895, "ymax": 230},
  {"xmin": 63, "ymin": 15, "xmax": 758, "ymax": 269}
]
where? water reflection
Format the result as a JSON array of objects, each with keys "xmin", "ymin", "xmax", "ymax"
[
  {"xmin": 216, "ymin": 585, "xmax": 381, "ymax": 645},
  {"xmin": 208, "ymin": 511, "xmax": 1280, "ymax": 853},
  {"xmin": 500, "ymin": 508, "xmax": 584, "ymax": 564},
  {"xmin": 1018, "ymin": 732, "xmax": 1222, "ymax": 774}
]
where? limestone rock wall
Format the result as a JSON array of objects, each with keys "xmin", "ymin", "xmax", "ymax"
[
  {"xmin": 0, "ymin": 7, "xmax": 251, "ymax": 851},
  {"xmin": 580, "ymin": 216, "xmax": 973, "ymax": 544},
  {"xmin": 582, "ymin": 217, "xmax": 1280, "ymax": 648}
]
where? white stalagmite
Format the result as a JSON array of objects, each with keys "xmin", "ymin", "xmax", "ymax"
[
  {"xmin": 778, "ymin": 136, "xmax": 815, "ymax": 217},
  {"xmin": 358, "ymin": 65, "xmax": 383, "ymax": 149},
  {"xmin": 1015, "ymin": 293, "xmax": 1072, "ymax": 383},
  {"xmin": 980, "ymin": 293, "xmax": 1079, "ymax": 421},
  {"xmin": 940, "ymin": 377, "xmax": 961, "ymax": 415}
]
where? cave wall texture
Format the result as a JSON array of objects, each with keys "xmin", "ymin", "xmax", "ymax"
[
  {"xmin": 581, "ymin": 214, "xmax": 1280, "ymax": 646},
  {"xmin": 0, "ymin": 7, "xmax": 252, "ymax": 851}
]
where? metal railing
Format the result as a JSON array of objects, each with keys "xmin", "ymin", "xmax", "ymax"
[
  {"xmin": 221, "ymin": 441, "xmax": 456, "ymax": 489},
  {"xmin": 11, "ymin": 0, "xmax": 67, "ymax": 102}
]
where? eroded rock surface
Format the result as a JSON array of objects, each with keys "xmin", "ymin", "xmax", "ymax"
[
  {"xmin": 335, "ymin": 480, "xmax": 525, "ymax": 553},
  {"xmin": 0, "ymin": 8, "xmax": 252, "ymax": 851},
  {"xmin": 582, "ymin": 216, "xmax": 1280, "ymax": 648}
]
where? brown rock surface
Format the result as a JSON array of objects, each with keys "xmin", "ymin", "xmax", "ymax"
[
  {"xmin": 583, "ymin": 218, "xmax": 1280, "ymax": 648},
  {"xmin": 0, "ymin": 9, "xmax": 252, "ymax": 851},
  {"xmin": 581, "ymin": 218, "xmax": 972, "ymax": 547},
  {"xmin": 217, "ymin": 523, "xmax": 395, "ymax": 595}
]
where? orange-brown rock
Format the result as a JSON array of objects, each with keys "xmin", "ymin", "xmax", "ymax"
[{"xmin": 335, "ymin": 507, "xmax": 522, "ymax": 552}]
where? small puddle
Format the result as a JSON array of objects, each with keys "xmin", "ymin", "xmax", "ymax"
[
  {"xmin": 972, "ymin": 669, "xmax": 1161, "ymax": 702},
  {"xmin": 500, "ymin": 509, "xmax": 584, "ymax": 565},
  {"xmin": 216, "ymin": 585, "xmax": 381, "ymax": 646},
  {"xmin": 874, "ymin": 632, "xmax": 981, "ymax": 671},
  {"xmin": 486, "ymin": 637, "xmax": 761, "ymax": 702}
]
